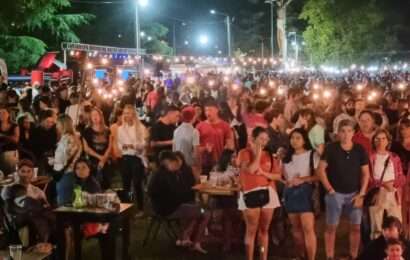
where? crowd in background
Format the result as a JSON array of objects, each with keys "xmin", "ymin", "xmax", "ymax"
[{"xmin": 1, "ymin": 68, "xmax": 410, "ymax": 260}]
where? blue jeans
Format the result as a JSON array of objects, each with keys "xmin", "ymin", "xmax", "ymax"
[
  {"xmin": 325, "ymin": 192, "xmax": 363, "ymax": 225},
  {"xmin": 56, "ymin": 172, "xmax": 75, "ymax": 206}
]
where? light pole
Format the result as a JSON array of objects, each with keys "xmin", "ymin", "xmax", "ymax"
[
  {"xmin": 289, "ymin": 31, "xmax": 301, "ymax": 64},
  {"xmin": 135, "ymin": 0, "xmax": 148, "ymax": 55},
  {"xmin": 210, "ymin": 9, "xmax": 232, "ymax": 57},
  {"xmin": 265, "ymin": 0, "xmax": 275, "ymax": 67}
]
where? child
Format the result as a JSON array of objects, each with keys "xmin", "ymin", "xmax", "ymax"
[{"xmin": 385, "ymin": 239, "xmax": 406, "ymax": 260}]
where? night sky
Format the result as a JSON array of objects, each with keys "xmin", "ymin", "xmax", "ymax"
[
  {"xmin": 72, "ymin": 0, "xmax": 272, "ymax": 55},
  {"xmin": 71, "ymin": 0, "xmax": 410, "ymax": 56}
]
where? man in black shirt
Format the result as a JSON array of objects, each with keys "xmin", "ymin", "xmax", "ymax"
[
  {"xmin": 264, "ymin": 108, "xmax": 289, "ymax": 156},
  {"xmin": 148, "ymin": 151, "xmax": 210, "ymax": 253},
  {"xmin": 150, "ymin": 105, "xmax": 180, "ymax": 161},
  {"xmin": 318, "ymin": 119, "xmax": 370, "ymax": 260},
  {"xmin": 359, "ymin": 216, "xmax": 410, "ymax": 260},
  {"xmin": 32, "ymin": 109, "xmax": 57, "ymax": 174}
]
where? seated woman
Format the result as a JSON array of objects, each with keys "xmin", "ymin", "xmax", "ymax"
[
  {"xmin": 58, "ymin": 158, "xmax": 114, "ymax": 260},
  {"xmin": 148, "ymin": 151, "xmax": 211, "ymax": 254}
]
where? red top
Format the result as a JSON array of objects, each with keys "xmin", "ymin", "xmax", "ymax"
[
  {"xmin": 238, "ymin": 148, "xmax": 280, "ymax": 192},
  {"xmin": 196, "ymin": 120, "xmax": 232, "ymax": 161},
  {"xmin": 242, "ymin": 112, "xmax": 268, "ymax": 140},
  {"xmin": 353, "ymin": 131, "xmax": 373, "ymax": 156},
  {"xmin": 145, "ymin": 90, "xmax": 159, "ymax": 110}
]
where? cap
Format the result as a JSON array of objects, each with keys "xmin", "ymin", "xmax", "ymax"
[{"xmin": 181, "ymin": 106, "xmax": 195, "ymax": 123}]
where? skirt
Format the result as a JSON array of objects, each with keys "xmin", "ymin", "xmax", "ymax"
[{"xmin": 238, "ymin": 186, "xmax": 280, "ymax": 211}]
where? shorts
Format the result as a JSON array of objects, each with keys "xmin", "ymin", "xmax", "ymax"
[
  {"xmin": 238, "ymin": 186, "xmax": 280, "ymax": 211},
  {"xmin": 325, "ymin": 192, "xmax": 363, "ymax": 226},
  {"xmin": 283, "ymin": 183, "xmax": 313, "ymax": 214}
]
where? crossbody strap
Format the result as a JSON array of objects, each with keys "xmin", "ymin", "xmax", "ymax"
[{"xmin": 376, "ymin": 156, "xmax": 391, "ymax": 184}]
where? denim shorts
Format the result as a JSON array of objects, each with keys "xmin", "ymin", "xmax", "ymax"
[
  {"xmin": 325, "ymin": 192, "xmax": 363, "ymax": 225},
  {"xmin": 283, "ymin": 183, "xmax": 313, "ymax": 214}
]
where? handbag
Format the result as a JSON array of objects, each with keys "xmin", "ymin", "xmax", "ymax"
[
  {"xmin": 53, "ymin": 151, "xmax": 78, "ymax": 182},
  {"xmin": 309, "ymin": 151, "xmax": 322, "ymax": 216},
  {"xmin": 244, "ymin": 188, "xmax": 270, "ymax": 208},
  {"xmin": 243, "ymin": 149, "xmax": 275, "ymax": 208},
  {"xmin": 364, "ymin": 156, "xmax": 390, "ymax": 207}
]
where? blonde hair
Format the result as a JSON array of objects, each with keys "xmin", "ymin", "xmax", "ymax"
[
  {"xmin": 89, "ymin": 107, "xmax": 108, "ymax": 129},
  {"xmin": 122, "ymin": 104, "xmax": 149, "ymax": 144},
  {"xmin": 57, "ymin": 114, "xmax": 75, "ymax": 135}
]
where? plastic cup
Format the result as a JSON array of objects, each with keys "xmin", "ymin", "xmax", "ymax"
[{"xmin": 9, "ymin": 244, "xmax": 22, "ymax": 260}]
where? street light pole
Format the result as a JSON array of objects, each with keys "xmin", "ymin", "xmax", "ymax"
[
  {"xmin": 265, "ymin": 0, "xmax": 275, "ymax": 68},
  {"xmin": 173, "ymin": 21, "xmax": 177, "ymax": 55},
  {"xmin": 226, "ymin": 15, "xmax": 232, "ymax": 57},
  {"xmin": 210, "ymin": 9, "xmax": 232, "ymax": 57},
  {"xmin": 135, "ymin": 3, "xmax": 141, "ymax": 54}
]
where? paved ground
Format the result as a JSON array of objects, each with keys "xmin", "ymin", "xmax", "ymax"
[{"xmin": 81, "ymin": 213, "xmax": 352, "ymax": 260}]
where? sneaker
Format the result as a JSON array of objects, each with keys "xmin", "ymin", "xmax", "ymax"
[{"xmin": 134, "ymin": 211, "xmax": 144, "ymax": 218}]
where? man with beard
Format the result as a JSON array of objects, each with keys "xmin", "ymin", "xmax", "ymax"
[{"xmin": 332, "ymin": 98, "xmax": 356, "ymax": 137}]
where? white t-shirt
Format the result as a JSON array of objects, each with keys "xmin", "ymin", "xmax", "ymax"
[
  {"xmin": 283, "ymin": 151, "xmax": 319, "ymax": 181},
  {"xmin": 117, "ymin": 123, "xmax": 144, "ymax": 156},
  {"xmin": 373, "ymin": 154, "xmax": 395, "ymax": 182}
]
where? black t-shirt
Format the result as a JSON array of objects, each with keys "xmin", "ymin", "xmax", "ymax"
[
  {"xmin": 32, "ymin": 125, "xmax": 58, "ymax": 158},
  {"xmin": 321, "ymin": 142, "xmax": 369, "ymax": 193},
  {"xmin": 150, "ymin": 121, "xmax": 176, "ymax": 157},
  {"xmin": 81, "ymin": 127, "xmax": 110, "ymax": 157},
  {"xmin": 266, "ymin": 126, "xmax": 289, "ymax": 154},
  {"xmin": 58, "ymin": 98, "xmax": 71, "ymax": 114},
  {"xmin": 148, "ymin": 166, "xmax": 195, "ymax": 216},
  {"xmin": 391, "ymin": 141, "xmax": 410, "ymax": 175}
]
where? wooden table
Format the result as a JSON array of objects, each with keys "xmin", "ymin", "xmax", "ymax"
[
  {"xmin": 54, "ymin": 203, "xmax": 134, "ymax": 260},
  {"xmin": 193, "ymin": 183, "xmax": 240, "ymax": 196}
]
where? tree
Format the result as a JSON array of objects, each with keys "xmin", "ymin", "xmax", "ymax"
[
  {"xmin": 300, "ymin": 0, "xmax": 400, "ymax": 65},
  {"xmin": 274, "ymin": 0, "xmax": 295, "ymax": 61},
  {"xmin": 141, "ymin": 22, "xmax": 173, "ymax": 55},
  {"xmin": 0, "ymin": 0, "xmax": 93, "ymax": 72}
]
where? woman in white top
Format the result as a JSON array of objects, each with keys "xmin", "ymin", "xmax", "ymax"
[
  {"xmin": 282, "ymin": 128, "xmax": 319, "ymax": 260},
  {"xmin": 368, "ymin": 129, "xmax": 405, "ymax": 240},
  {"xmin": 54, "ymin": 114, "xmax": 82, "ymax": 206},
  {"xmin": 113, "ymin": 104, "xmax": 148, "ymax": 216}
]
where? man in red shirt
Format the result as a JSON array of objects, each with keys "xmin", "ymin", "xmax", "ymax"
[
  {"xmin": 145, "ymin": 84, "xmax": 159, "ymax": 111},
  {"xmin": 196, "ymin": 101, "xmax": 234, "ymax": 174}
]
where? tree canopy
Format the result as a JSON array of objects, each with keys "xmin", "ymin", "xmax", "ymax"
[
  {"xmin": 300, "ymin": 0, "xmax": 401, "ymax": 65},
  {"xmin": 141, "ymin": 22, "xmax": 173, "ymax": 55},
  {"xmin": 0, "ymin": 0, "xmax": 93, "ymax": 72}
]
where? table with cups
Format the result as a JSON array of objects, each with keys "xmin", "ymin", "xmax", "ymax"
[
  {"xmin": 193, "ymin": 169, "xmax": 240, "ymax": 197},
  {"xmin": 54, "ymin": 193, "xmax": 134, "ymax": 260}
]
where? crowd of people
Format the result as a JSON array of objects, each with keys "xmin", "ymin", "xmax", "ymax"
[{"xmin": 1, "ymin": 68, "xmax": 410, "ymax": 260}]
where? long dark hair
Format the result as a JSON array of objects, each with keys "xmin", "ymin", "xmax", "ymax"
[
  {"xmin": 283, "ymin": 128, "xmax": 312, "ymax": 164},
  {"xmin": 217, "ymin": 149, "xmax": 235, "ymax": 172}
]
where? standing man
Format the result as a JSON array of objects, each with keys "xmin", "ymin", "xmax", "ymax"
[
  {"xmin": 150, "ymin": 105, "xmax": 180, "ymax": 161},
  {"xmin": 318, "ymin": 119, "xmax": 370, "ymax": 260},
  {"xmin": 196, "ymin": 101, "xmax": 234, "ymax": 175},
  {"xmin": 173, "ymin": 106, "xmax": 200, "ymax": 169}
]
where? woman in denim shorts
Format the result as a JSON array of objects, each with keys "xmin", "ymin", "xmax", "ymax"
[{"xmin": 282, "ymin": 128, "xmax": 318, "ymax": 260}]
